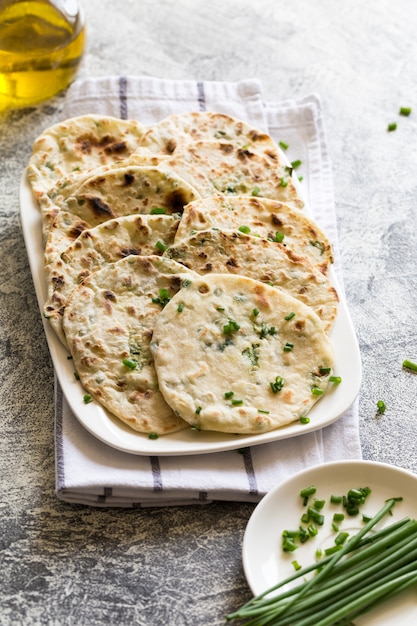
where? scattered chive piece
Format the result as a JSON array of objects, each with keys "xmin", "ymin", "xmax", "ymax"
[
  {"xmin": 258, "ymin": 409, "xmax": 270, "ymax": 414},
  {"xmin": 280, "ymin": 178, "xmax": 289, "ymax": 187},
  {"xmin": 284, "ymin": 311, "xmax": 295, "ymax": 321},
  {"xmin": 155, "ymin": 240, "xmax": 168, "ymax": 252},
  {"xmin": 252, "ymin": 307, "xmax": 260, "ymax": 317},
  {"xmin": 282, "ymin": 537, "xmax": 298, "ymax": 552},
  {"xmin": 331, "ymin": 495, "xmax": 343, "ymax": 505},
  {"xmin": 195, "ymin": 406, "xmax": 202, "ymax": 414},
  {"xmin": 238, "ymin": 225, "xmax": 251, "ymax": 234},
  {"xmin": 362, "ymin": 514, "xmax": 373, "ymax": 523},
  {"xmin": 216, "ymin": 306, "xmax": 225, "ymax": 312},
  {"xmin": 251, "ymin": 185, "xmax": 261, "ymax": 196},
  {"xmin": 387, "ymin": 122, "xmax": 397, "ymax": 131},
  {"xmin": 152, "ymin": 288, "xmax": 171, "ymax": 306},
  {"xmin": 333, "ymin": 512, "xmax": 345, "ymax": 522},
  {"xmin": 224, "ymin": 391, "xmax": 234, "ymax": 399},
  {"xmin": 301, "ymin": 513, "xmax": 310, "ymax": 524},
  {"xmin": 291, "ymin": 159, "xmax": 302, "ymax": 169},
  {"xmin": 329, "ymin": 375, "xmax": 342, "ymax": 384},
  {"xmin": 279, "ymin": 140, "xmax": 289, "ymax": 150},
  {"xmin": 300, "ymin": 485, "xmax": 317, "ymax": 499},
  {"xmin": 403, "ymin": 358, "xmax": 417, "ymax": 371},
  {"xmin": 273, "ymin": 231, "xmax": 285, "ymax": 243},
  {"xmin": 283, "ymin": 342, "xmax": 294, "ymax": 352},
  {"xmin": 177, "ymin": 303, "xmax": 184, "ymax": 313},
  {"xmin": 319, "ymin": 367, "xmax": 331, "ymax": 375},
  {"xmin": 270, "ymin": 375, "xmax": 285, "ymax": 393},
  {"xmin": 291, "ymin": 560, "xmax": 302, "ymax": 571},
  {"xmin": 223, "ymin": 319, "xmax": 240, "ymax": 334},
  {"xmin": 308, "ymin": 524, "xmax": 318, "ymax": 537},
  {"xmin": 231, "ymin": 399, "xmax": 243, "ymax": 406},
  {"xmin": 300, "ymin": 416, "xmax": 310, "ymax": 424},
  {"xmin": 311, "ymin": 386, "xmax": 324, "ymax": 396},
  {"xmin": 399, "ymin": 106, "xmax": 412, "ymax": 116},
  {"xmin": 83, "ymin": 394, "xmax": 92, "ymax": 404},
  {"xmin": 324, "ymin": 544, "xmax": 343, "ymax": 556},
  {"xmin": 74, "ymin": 371, "xmax": 80, "ymax": 380},
  {"xmin": 377, "ymin": 400, "xmax": 386, "ymax": 414},
  {"xmin": 332, "ymin": 523, "xmax": 339, "ymax": 532},
  {"xmin": 122, "ymin": 358, "xmax": 137, "ymax": 369},
  {"xmin": 148, "ymin": 432, "xmax": 159, "ymax": 439},
  {"xmin": 313, "ymin": 499, "xmax": 326, "ymax": 510},
  {"xmin": 150, "ymin": 207, "xmax": 167, "ymax": 214},
  {"xmin": 298, "ymin": 175, "xmax": 303, "ymax": 182},
  {"xmin": 335, "ymin": 531, "xmax": 349, "ymax": 545}
]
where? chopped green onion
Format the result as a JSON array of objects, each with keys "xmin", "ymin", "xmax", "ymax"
[
  {"xmin": 291, "ymin": 159, "xmax": 302, "ymax": 169},
  {"xmin": 299, "ymin": 416, "xmax": 310, "ymax": 424},
  {"xmin": 122, "ymin": 358, "xmax": 137, "ymax": 369},
  {"xmin": 252, "ymin": 308, "xmax": 260, "ymax": 317},
  {"xmin": 291, "ymin": 560, "xmax": 302, "ymax": 571},
  {"xmin": 150, "ymin": 207, "xmax": 167, "ymax": 214},
  {"xmin": 329, "ymin": 375, "xmax": 342, "ymax": 384},
  {"xmin": 283, "ymin": 342, "xmax": 294, "ymax": 352},
  {"xmin": 273, "ymin": 231, "xmax": 285, "ymax": 243},
  {"xmin": 231, "ymin": 399, "xmax": 243, "ymax": 406},
  {"xmin": 177, "ymin": 303, "xmax": 184, "ymax": 313},
  {"xmin": 333, "ymin": 512, "xmax": 345, "ymax": 522},
  {"xmin": 223, "ymin": 319, "xmax": 240, "ymax": 334},
  {"xmin": 74, "ymin": 371, "xmax": 80, "ymax": 380},
  {"xmin": 83, "ymin": 394, "xmax": 92, "ymax": 404},
  {"xmin": 330, "ymin": 495, "xmax": 343, "ymax": 505},
  {"xmin": 257, "ymin": 409, "xmax": 270, "ymax": 414},
  {"xmin": 279, "ymin": 140, "xmax": 289, "ymax": 150},
  {"xmin": 270, "ymin": 375, "xmax": 285, "ymax": 394},
  {"xmin": 155, "ymin": 240, "xmax": 167, "ymax": 252},
  {"xmin": 152, "ymin": 288, "xmax": 171, "ymax": 306},
  {"xmin": 377, "ymin": 399, "xmax": 386, "ymax": 414},
  {"xmin": 335, "ymin": 531, "xmax": 349, "ymax": 545},
  {"xmin": 284, "ymin": 311, "xmax": 295, "ymax": 321},
  {"xmin": 280, "ymin": 178, "xmax": 289, "ymax": 187},
  {"xmin": 387, "ymin": 122, "xmax": 397, "ymax": 131},
  {"xmin": 251, "ymin": 185, "xmax": 261, "ymax": 196},
  {"xmin": 311, "ymin": 386, "xmax": 324, "ymax": 396},
  {"xmin": 399, "ymin": 106, "xmax": 412, "ymax": 116},
  {"xmin": 403, "ymin": 358, "xmax": 417, "ymax": 371},
  {"xmin": 300, "ymin": 485, "xmax": 317, "ymax": 499},
  {"xmin": 148, "ymin": 432, "xmax": 159, "ymax": 439},
  {"xmin": 224, "ymin": 391, "xmax": 234, "ymax": 399},
  {"xmin": 195, "ymin": 406, "xmax": 202, "ymax": 414},
  {"xmin": 238, "ymin": 225, "xmax": 251, "ymax": 234}
]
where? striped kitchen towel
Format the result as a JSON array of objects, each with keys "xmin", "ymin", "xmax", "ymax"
[{"xmin": 55, "ymin": 76, "xmax": 361, "ymax": 506}]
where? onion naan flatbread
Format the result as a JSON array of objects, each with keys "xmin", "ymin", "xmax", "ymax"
[
  {"xmin": 151, "ymin": 273, "xmax": 334, "ymax": 434},
  {"xmin": 63, "ymin": 255, "xmax": 198, "ymax": 435}
]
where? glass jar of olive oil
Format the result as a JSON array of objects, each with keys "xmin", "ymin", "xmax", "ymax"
[{"xmin": 0, "ymin": 0, "xmax": 85, "ymax": 110}]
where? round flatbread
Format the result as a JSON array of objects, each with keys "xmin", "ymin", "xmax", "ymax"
[
  {"xmin": 175, "ymin": 195, "xmax": 334, "ymax": 274},
  {"xmin": 164, "ymin": 228, "xmax": 338, "ymax": 332},
  {"xmin": 151, "ymin": 273, "xmax": 334, "ymax": 434},
  {"xmin": 168, "ymin": 140, "xmax": 303, "ymax": 208},
  {"xmin": 27, "ymin": 114, "xmax": 145, "ymax": 202},
  {"xmin": 63, "ymin": 255, "xmax": 199, "ymax": 435},
  {"xmin": 44, "ymin": 214, "xmax": 180, "ymax": 346},
  {"xmin": 139, "ymin": 111, "xmax": 283, "ymax": 157},
  {"xmin": 43, "ymin": 164, "xmax": 201, "ymax": 266}
]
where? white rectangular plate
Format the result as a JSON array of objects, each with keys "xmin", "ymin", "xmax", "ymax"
[{"xmin": 20, "ymin": 170, "xmax": 361, "ymax": 456}]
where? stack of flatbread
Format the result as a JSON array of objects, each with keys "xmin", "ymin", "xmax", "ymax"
[{"xmin": 27, "ymin": 111, "xmax": 338, "ymax": 437}]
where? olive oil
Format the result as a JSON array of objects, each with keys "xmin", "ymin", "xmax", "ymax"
[{"xmin": 0, "ymin": 1, "xmax": 85, "ymax": 110}]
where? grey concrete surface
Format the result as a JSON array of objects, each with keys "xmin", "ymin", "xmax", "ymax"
[{"xmin": 1, "ymin": 1, "xmax": 417, "ymax": 624}]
